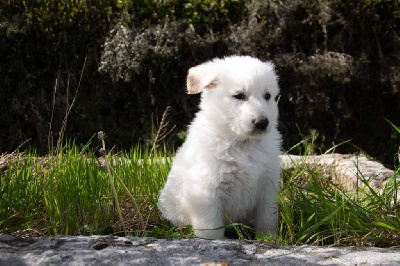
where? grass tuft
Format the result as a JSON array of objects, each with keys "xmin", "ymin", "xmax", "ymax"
[
  {"xmin": 0, "ymin": 140, "xmax": 172, "ymax": 237},
  {"xmin": 276, "ymin": 135, "xmax": 400, "ymax": 247}
]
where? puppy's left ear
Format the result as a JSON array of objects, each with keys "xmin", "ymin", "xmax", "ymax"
[{"xmin": 187, "ymin": 65, "xmax": 218, "ymax": 94}]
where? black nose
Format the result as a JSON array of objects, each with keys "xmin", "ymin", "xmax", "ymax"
[{"xmin": 254, "ymin": 118, "xmax": 269, "ymax": 131}]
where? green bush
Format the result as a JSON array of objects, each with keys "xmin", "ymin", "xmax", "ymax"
[
  {"xmin": 0, "ymin": 0, "xmax": 120, "ymax": 152},
  {"xmin": 0, "ymin": 0, "xmax": 399, "ymax": 165}
]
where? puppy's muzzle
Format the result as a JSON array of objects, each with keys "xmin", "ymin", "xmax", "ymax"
[{"xmin": 253, "ymin": 118, "xmax": 269, "ymax": 131}]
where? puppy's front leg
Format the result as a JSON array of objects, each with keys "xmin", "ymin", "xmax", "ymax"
[
  {"xmin": 190, "ymin": 202, "xmax": 225, "ymax": 239},
  {"xmin": 254, "ymin": 182, "xmax": 280, "ymax": 237},
  {"xmin": 254, "ymin": 202, "xmax": 278, "ymax": 237}
]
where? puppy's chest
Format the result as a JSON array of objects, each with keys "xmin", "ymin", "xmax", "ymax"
[{"xmin": 213, "ymin": 150, "xmax": 267, "ymax": 190}]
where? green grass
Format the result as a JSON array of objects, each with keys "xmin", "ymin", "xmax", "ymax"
[
  {"xmin": 0, "ymin": 141, "xmax": 172, "ymax": 237},
  {"xmin": 1, "ymin": 137, "xmax": 399, "ymax": 247},
  {"xmin": 277, "ymin": 159, "xmax": 400, "ymax": 247}
]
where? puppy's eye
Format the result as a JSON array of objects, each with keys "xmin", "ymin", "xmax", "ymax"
[
  {"xmin": 264, "ymin": 93, "xmax": 271, "ymax": 101},
  {"xmin": 233, "ymin": 93, "xmax": 246, "ymax": 100}
]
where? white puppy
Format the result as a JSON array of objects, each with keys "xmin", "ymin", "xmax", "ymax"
[{"xmin": 158, "ymin": 55, "xmax": 282, "ymax": 239}]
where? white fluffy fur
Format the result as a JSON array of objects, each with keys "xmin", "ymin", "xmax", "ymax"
[{"xmin": 158, "ymin": 55, "xmax": 282, "ymax": 239}]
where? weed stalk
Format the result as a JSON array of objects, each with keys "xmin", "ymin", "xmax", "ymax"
[
  {"xmin": 109, "ymin": 165, "xmax": 145, "ymax": 235},
  {"xmin": 150, "ymin": 106, "xmax": 175, "ymax": 156},
  {"xmin": 98, "ymin": 131, "xmax": 127, "ymax": 235}
]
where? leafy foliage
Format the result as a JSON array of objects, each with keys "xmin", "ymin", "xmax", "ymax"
[{"xmin": 0, "ymin": 0, "xmax": 399, "ymax": 164}]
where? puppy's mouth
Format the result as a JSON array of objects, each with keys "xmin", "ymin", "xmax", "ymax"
[
  {"xmin": 231, "ymin": 118, "xmax": 271, "ymax": 138},
  {"xmin": 251, "ymin": 128, "xmax": 268, "ymax": 135},
  {"xmin": 249, "ymin": 128, "xmax": 269, "ymax": 137},
  {"xmin": 243, "ymin": 126, "xmax": 270, "ymax": 138}
]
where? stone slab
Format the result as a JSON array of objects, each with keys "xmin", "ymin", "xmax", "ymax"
[{"xmin": 1, "ymin": 234, "xmax": 399, "ymax": 266}]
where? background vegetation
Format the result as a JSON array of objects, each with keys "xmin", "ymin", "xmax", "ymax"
[
  {"xmin": 1, "ymin": 0, "xmax": 400, "ymax": 246},
  {"xmin": 1, "ymin": 0, "xmax": 399, "ymax": 164}
]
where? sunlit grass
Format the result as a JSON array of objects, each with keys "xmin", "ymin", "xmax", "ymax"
[
  {"xmin": 273, "ymin": 127, "xmax": 400, "ymax": 247},
  {"xmin": 0, "ymin": 135, "xmax": 399, "ymax": 247},
  {"xmin": 277, "ymin": 160, "xmax": 400, "ymax": 247},
  {"xmin": 0, "ymin": 142, "xmax": 172, "ymax": 237}
]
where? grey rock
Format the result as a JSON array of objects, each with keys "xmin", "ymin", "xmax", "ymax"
[
  {"xmin": 280, "ymin": 153, "xmax": 399, "ymax": 190},
  {"xmin": 1, "ymin": 234, "xmax": 400, "ymax": 266}
]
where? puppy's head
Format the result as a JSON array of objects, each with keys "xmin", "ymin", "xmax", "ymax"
[{"xmin": 187, "ymin": 56, "xmax": 280, "ymax": 139}]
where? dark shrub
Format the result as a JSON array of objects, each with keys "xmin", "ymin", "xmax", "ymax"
[{"xmin": 1, "ymin": 0, "xmax": 399, "ymax": 165}]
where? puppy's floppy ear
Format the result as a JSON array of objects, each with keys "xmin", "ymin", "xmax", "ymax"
[{"xmin": 187, "ymin": 65, "xmax": 218, "ymax": 94}]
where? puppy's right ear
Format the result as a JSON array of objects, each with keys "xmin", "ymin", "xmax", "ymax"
[{"xmin": 187, "ymin": 65, "xmax": 218, "ymax": 94}]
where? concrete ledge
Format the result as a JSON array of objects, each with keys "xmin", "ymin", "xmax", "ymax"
[{"xmin": 1, "ymin": 234, "xmax": 399, "ymax": 265}]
